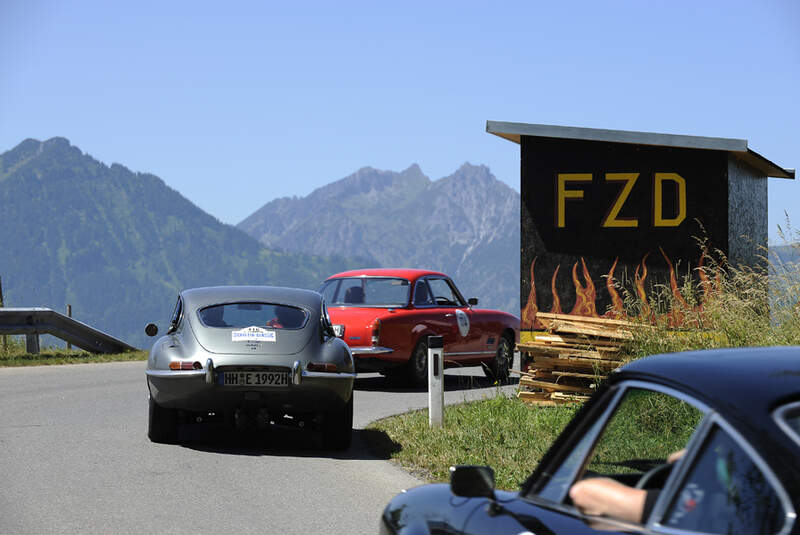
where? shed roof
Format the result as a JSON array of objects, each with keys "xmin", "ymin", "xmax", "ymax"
[{"xmin": 486, "ymin": 120, "xmax": 794, "ymax": 179}]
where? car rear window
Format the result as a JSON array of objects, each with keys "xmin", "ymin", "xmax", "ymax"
[
  {"xmin": 197, "ymin": 303, "xmax": 308, "ymax": 329},
  {"xmin": 320, "ymin": 277, "xmax": 410, "ymax": 307}
]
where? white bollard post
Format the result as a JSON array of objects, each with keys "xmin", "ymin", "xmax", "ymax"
[{"xmin": 428, "ymin": 335, "xmax": 444, "ymax": 428}]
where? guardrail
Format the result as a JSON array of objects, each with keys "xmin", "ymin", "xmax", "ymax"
[{"xmin": 0, "ymin": 308, "xmax": 137, "ymax": 354}]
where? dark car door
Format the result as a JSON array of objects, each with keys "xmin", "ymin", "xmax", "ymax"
[
  {"xmin": 461, "ymin": 495, "xmax": 635, "ymax": 534},
  {"xmin": 463, "ymin": 384, "xmax": 711, "ymax": 535},
  {"xmin": 469, "ymin": 381, "xmax": 795, "ymax": 535}
]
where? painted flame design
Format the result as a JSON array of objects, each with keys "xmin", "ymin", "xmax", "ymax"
[
  {"xmin": 550, "ymin": 265, "xmax": 563, "ymax": 314},
  {"xmin": 634, "ymin": 253, "xmax": 652, "ymax": 320},
  {"xmin": 521, "ymin": 257, "xmax": 538, "ymax": 330},
  {"xmin": 569, "ymin": 258, "xmax": 597, "ymax": 317},
  {"xmin": 521, "ymin": 247, "xmax": 720, "ymax": 331},
  {"xmin": 604, "ymin": 257, "xmax": 625, "ymax": 318},
  {"xmin": 660, "ymin": 247, "xmax": 687, "ymax": 326}
]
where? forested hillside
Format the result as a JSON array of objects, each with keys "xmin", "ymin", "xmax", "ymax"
[{"xmin": 0, "ymin": 138, "xmax": 357, "ymax": 347}]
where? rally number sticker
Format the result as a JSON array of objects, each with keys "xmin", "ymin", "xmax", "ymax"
[
  {"xmin": 231, "ymin": 326, "xmax": 276, "ymax": 343},
  {"xmin": 455, "ymin": 309, "xmax": 470, "ymax": 337}
]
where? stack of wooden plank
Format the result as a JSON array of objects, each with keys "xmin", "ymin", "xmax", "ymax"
[{"xmin": 516, "ymin": 313, "xmax": 637, "ymax": 406}]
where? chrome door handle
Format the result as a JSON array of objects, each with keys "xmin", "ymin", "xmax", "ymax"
[{"xmin": 444, "ymin": 313, "xmax": 454, "ymax": 317}]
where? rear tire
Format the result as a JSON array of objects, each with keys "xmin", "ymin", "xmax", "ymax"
[
  {"xmin": 485, "ymin": 335, "xmax": 512, "ymax": 384},
  {"xmin": 322, "ymin": 395, "xmax": 353, "ymax": 450},
  {"xmin": 148, "ymin": 395, "xmax": 178, "ymax": 444},
  {"xmin": 407, "ymin": 339, "xmax": 428, "ymax": 388}
]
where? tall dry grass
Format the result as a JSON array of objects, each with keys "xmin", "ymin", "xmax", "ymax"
[{"xmin": 625, "ymin": 235, "xmax": 800, "ymax": 359}]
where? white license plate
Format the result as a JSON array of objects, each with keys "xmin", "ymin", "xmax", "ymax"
[{"xmin": 219, "ymin": 371, "xmax": 289, "ymax": 387}]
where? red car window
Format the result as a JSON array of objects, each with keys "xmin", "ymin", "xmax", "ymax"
[
  {"xmin": 427, "ymin": 278, "xmax": 463, "ymax": 307},
  {"xmin": 323, "ymin": 277, "xmax": 410, "ymax": 307}
]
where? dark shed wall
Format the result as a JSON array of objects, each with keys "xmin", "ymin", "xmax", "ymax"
[
  {"xmin": 520, "ymin": 135, "xmax": 737, "ymax": 329},
  {"xmin": 727, "ymin": 156, "xmax": 768, "ymax": 268}
]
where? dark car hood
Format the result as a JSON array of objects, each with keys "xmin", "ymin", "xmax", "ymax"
[
  {"xmin": 382, "ymin": 484, "xmax": 632, "ymax": 534},
  {"xmin": 382, "ymin": 484, "xmax": 480, "ymax": 533}
]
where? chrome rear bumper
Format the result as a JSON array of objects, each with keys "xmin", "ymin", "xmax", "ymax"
[
  {"xmin": 145, "ymin": 360, "xmax": 356, "ymax": 385},
  {"xmin": 146, "ymin": 359, "xmax": 355, "ymax": 411},
  {"xmin": 349, "ymin": 346, "xmax": 394, "ymax": 356},
  {"xmin": 291, "ymin": 360, "xmax": 357, "ymax": 385}
]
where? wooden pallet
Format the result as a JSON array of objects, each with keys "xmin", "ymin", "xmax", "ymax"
[
  {"xmin": 530, "ymin": 333, "xmax": 623, "ymax": 346},
  {"xmin": 517, "ymin": 312, "xmax": 642, "ymax": 406},
  {"xmin": 536, "ymin": 312, "xmax": 637, "ymax": 328}
]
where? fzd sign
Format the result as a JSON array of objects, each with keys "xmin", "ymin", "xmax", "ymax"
[
  {"xmin": 519, "ymin": 134, "xmax": 730, "ymax": 327},
  {"xmin": 557, "ymin": 172, "xmax": 686, "ymax": 228}
]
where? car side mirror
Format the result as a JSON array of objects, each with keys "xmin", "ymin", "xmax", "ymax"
[
  {"xmin": 468, "ymin": 298, "xmax": 478, "ymax": 306},
  {"xmin": 450, "ymin": 465, "xmax": 495, "ymax": 499},
  {"xmin": 145, "ymin": 323, "xmax": 159, "ymax": 337}
]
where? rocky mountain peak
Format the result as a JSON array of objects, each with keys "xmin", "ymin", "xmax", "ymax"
[
  {"xmin": 0, "ymin": 139, "xmax": 41, "ymax": 179},
  {"xmin": 237, "ymin": 163, "xmax": 521, "ymax": 313},
  {"xmin": 42, "ymin": 136, "xmax": 74, "ymax": 151}
]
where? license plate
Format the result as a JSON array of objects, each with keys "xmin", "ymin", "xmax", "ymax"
[{"xmin": 219, "ymin": 371, "xmax": 289, "ymax": 387}]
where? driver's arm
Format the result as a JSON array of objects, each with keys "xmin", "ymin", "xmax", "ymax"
[{"xmin": 569, "ymin": 478, "xmax": 648, "ymax": 524}]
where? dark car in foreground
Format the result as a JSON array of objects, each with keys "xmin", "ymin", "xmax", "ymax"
[
  {"xmin": 145, "ymin": 286, "xmax": 355, "ymax": 449},
  {"xmin": 381, "ymin": 346, "xmax": 800, "ymax": 534}
]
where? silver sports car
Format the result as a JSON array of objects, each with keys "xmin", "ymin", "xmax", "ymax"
[{"xmin": 144, "ymin": 286, "xmax": 355, "ymax": 449}]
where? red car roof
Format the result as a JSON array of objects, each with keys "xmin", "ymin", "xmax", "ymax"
[{"xmin": 325, "ymin": 268, "xmax": 447, "ymax": 281}]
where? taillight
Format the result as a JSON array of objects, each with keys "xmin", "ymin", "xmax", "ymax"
[
  {"xmin": 169, "ymin": 361, "xmax": 202, "ymax": 371},
  {"xmin": 306, "ymin": 362, "xmax": 338, "ymax": 372},
  {"xmin": 371, "ymin": 319, "xmax": 381, "ymax": 346}
]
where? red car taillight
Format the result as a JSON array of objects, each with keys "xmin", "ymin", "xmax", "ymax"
[
  {"xmin": 306, "ymin": 362, "xmax": 339, "ymax": 372},
  {"xmin": 169, "ymin": 361, "xmax": 202, "ymax": 371},
  {"xmin": 371, "ymin": 319, "xmax": 381, "ymax": 346}
]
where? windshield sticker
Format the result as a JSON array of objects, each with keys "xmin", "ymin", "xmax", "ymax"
[
  {"xmin": 232, "ymin": 326, "xmax": 277, "ymax": 343},
  {"xmin": 667, "ymin": 483, "xmax": 705, "ymax": 525},
  {"xmin": 456, "ymin": 309, "xmax": 470, "ymax": 337}
]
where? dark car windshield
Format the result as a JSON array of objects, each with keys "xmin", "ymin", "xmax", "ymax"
[
  {"xmin": 320, "ymin": 277, "xmax": 410, "ymax": 307},
  {"xmin": 197, "ymin": 302, "xmax": 308, "ymax": 329}
]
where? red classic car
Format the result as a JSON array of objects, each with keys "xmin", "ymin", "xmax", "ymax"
[{"xmin": 319, "ymin": 268, "xmax": 520, "ymax": 386}]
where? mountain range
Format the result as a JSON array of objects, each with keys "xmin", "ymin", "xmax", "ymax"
[
  {"xmin": 0, "ymin": 138, "xmax": 360, "ymax": 348},
  {"xmin": 0, "ymin": 138, "xmax": 521, "ymax": 349},
  {"xmin": 238, "ymin": 163, "xmax": 521, "ymax": 313}
]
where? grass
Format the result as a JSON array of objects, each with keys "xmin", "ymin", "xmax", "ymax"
[
  {"xmin": 0, "ymin": 336, "xmax": 147, "ymax": 367},
  {"xmin": 367, "ymin": 394, "xmax": 578, "ymax": 490},
  {"xmin": 586, "ymin": 389, "xmax": 702, "ymax": 475},
  {"xmin": 625, "ymin": 241, "xmax": 800, "ymax": 358}
]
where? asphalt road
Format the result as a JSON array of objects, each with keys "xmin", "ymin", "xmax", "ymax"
[{"xmin": 0, "ymin": 360, "xmax": 518, "ymax": 534}]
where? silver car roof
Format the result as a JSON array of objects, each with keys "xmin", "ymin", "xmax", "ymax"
[{"xmin": 180, "ymin": 286, "xmax": 322, "ymax": 314}]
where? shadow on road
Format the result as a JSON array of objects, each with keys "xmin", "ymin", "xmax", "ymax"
[
  {"xmin": 168, "ymin": 365, "xmax": 518, "ymax": 460},
  {"xmin": 354, "ymin": 370, "xmax": 518, "ymax": 393},
  {"xmin": 175, "ymin": 422, "xmax": 400, "ymax": 461}
]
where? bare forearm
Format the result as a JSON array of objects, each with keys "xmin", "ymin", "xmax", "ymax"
[{"xmin": 569, "ymin": 478, "xmax": 647, "ymax": 524}]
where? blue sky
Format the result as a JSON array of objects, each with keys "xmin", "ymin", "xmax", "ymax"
[{"xmin": 1, "ymin": 1, "xmax": 798, "ymax": 241}]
